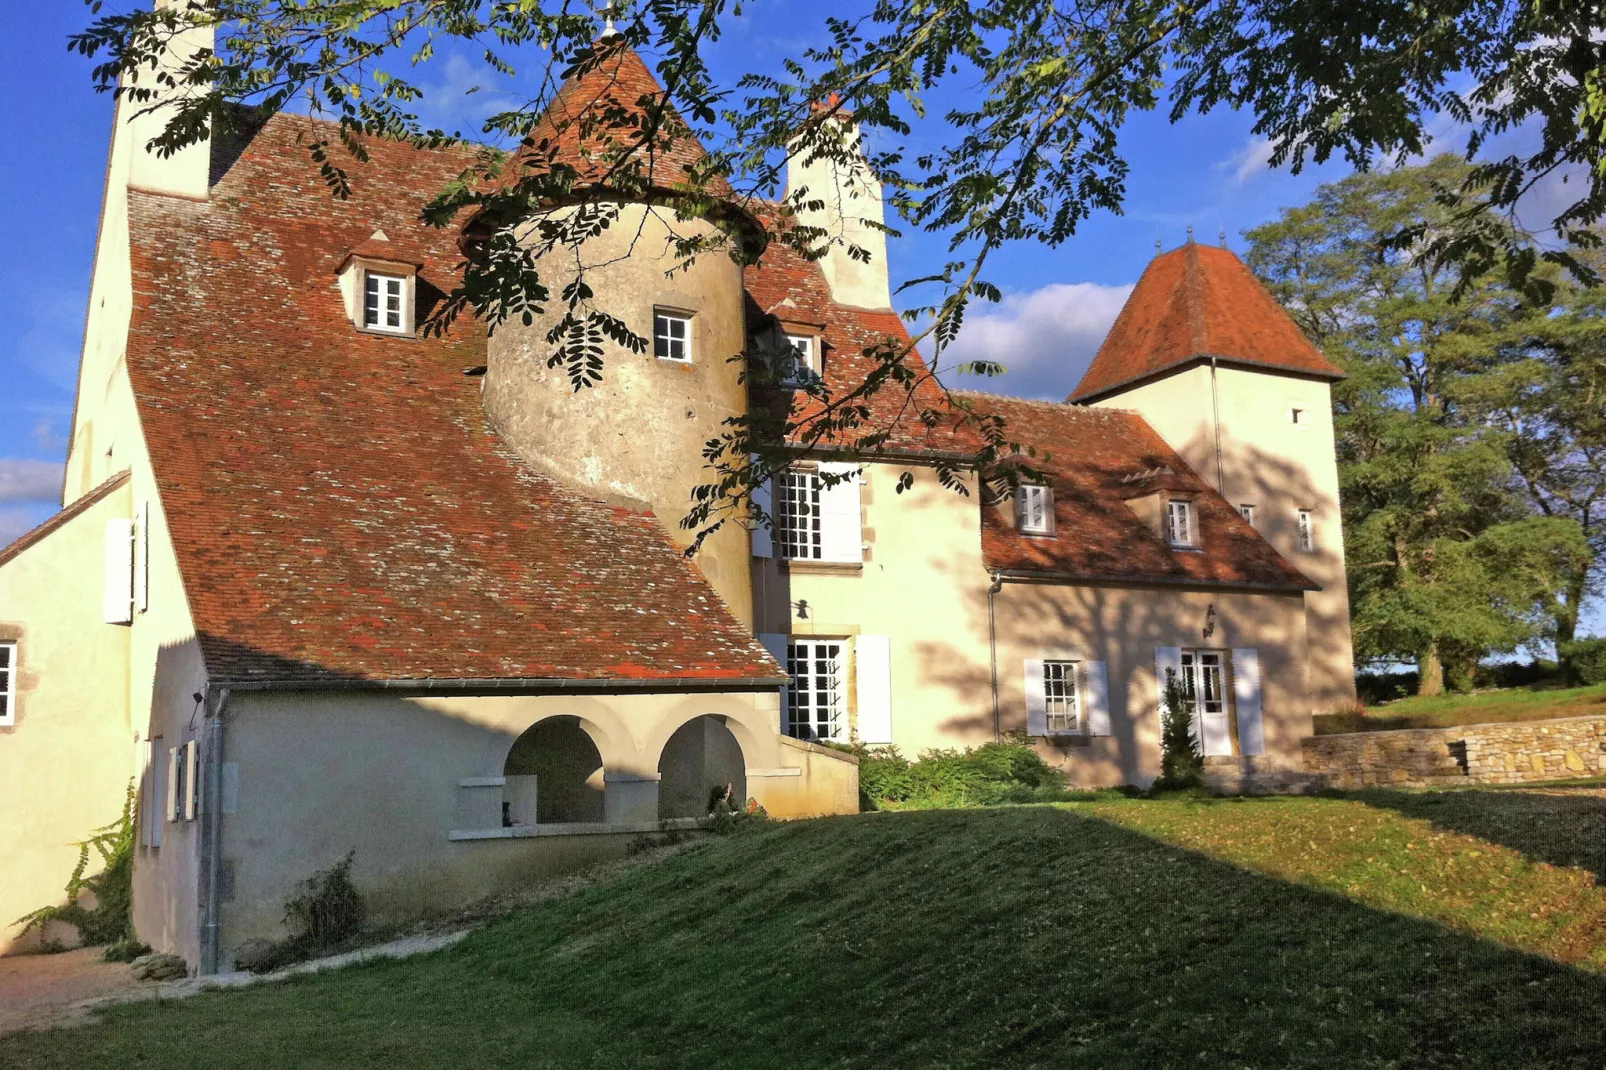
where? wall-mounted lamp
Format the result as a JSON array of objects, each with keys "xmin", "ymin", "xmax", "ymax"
[{"xmin": 1202, "ymin": 603, "xmax": 1217, "ymax": 641}]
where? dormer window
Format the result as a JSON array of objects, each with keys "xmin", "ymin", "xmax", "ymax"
[
  {"xmin": 782, "ymin": 333, "xmax": 819, "ymax": 381},
  {"xmin": 655, "ymin": 309, "xmax": 693, "ymax": 362},
  {"xmin": 1166, "ymin": 499, "xmax": 1195, "ymax": 547},
  {"xmin": 1017, "ymin": 484, "xmax": 1053, "ymax": 535},
  {"xmin": 364, "ymin": 272, "xmax": 408, "ymax": 334}
]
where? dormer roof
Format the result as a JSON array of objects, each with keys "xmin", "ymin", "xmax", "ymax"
[{"xmin": 1067, "ymin": 242, "xmax": 1345, "ymax": 403}]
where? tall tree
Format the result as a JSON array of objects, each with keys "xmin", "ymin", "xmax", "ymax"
[{"xmin": 1246, "ymin": 158, "xmax": 1593, "ymax": 694}]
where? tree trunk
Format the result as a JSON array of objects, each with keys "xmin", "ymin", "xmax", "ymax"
[
  {"xmin": 1556, "ymin": 575, "xmax": 1584, "ymax": 645},
  {"xmin": 1418, "ymin": 643, "xmax": 1445, "ymax": 696}
]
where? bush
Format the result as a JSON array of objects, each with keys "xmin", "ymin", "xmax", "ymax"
[
  {"xmin": 856, "ymin": 735, "xmax": 1070, "ymax": 810},
  {"xmin": 1472, "ymin": 659, "xmax": 1560, "ymax": 690},
  {"xmin": 245, "ymin": 852, "xmax": 365, "ymax": 973},
  {"xmin": 14, "ymin": 783, "xmax": 137, "ymax": 949},
  {"xmin": 1560, "ymin": 638, "xmax": 1606, "ymax": 685},
  {"xmin": 1356, "ymin": 671, "xmax": 1418, "ymax": 705},
  {"xmin": 1151, "ymin": 669, "xmax": 1204, "ymax": 792}
]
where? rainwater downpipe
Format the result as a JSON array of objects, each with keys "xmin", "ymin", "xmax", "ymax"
[
  {"xmin": 987, "ymin": 571, "xmax": 1004, "ymax": 741},
  {"xmin": 1209, "ymin": 355, "xmax": 1227, "ymax": 496},
  {"xmin": 200, "ymin": 685, "xmax": 230, "ymax": 975}
]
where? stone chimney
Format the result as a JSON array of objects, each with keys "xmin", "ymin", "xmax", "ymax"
[
  {"xmin": 122, "ymin": 0, "xmax": 214, "ymax": 200},
  {"xmin": 785, "ymin": 107, "xmax": 891, "ymax": 310}
]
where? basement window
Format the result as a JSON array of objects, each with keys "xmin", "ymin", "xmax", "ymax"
[{"xmin": 654, "ymin": 310, "xmax": 693, "ymax": 363}]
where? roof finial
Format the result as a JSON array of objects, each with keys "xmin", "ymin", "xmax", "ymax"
[
  {"xmin": 1219, "ymin": 224, "xmax": 1227, "ymax": 249},
  {"xmin": 599, "ymin": 2, "xmax": 620, "ymax": 37},
  {"xmin": 1155, "ymin": 231, "xmax": 1162, "ymax": 256},
  {"xmin": 1186, "ymin": 224, "xmax": 1194, "ymax": 244}
]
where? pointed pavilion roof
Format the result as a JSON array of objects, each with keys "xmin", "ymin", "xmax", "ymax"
[{"xmin": 1067, "ymin": 242, "xmax": 1344, "ymax": 403}]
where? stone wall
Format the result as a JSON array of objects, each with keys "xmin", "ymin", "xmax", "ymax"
[{"xmin": 1302, "ymin": 715, "xmax": 1606, "ymax": 789}]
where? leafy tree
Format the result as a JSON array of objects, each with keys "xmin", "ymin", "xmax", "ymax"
[
  {"xmin": 1246, "ymin": 158, "xmax": 1593, "ymax": 694},
  {"xmin": 73, "ymin": 0, "xmax": 1606, "ymax": 537}
]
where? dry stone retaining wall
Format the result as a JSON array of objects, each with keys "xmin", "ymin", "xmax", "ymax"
[{"xmin": 1302, "ymin": 714, "xmax": 1606, "ymax": 789}]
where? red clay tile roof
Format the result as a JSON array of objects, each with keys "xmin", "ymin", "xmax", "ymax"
[
  {"xmin": 1068, "ymin": 243, "xmax": 1344, "ymax": 403},
  {"xmin": 125, "ymin": 112, "xmax": 781, "ymax": 685},
  {"xmin": 961, "ymin": 392, "xmax": 1316, "ymax": 590}
]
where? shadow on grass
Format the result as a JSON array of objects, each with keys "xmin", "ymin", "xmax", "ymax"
[
  {"xmin": 1348, "ymin": 787, "xmax": 1606, "ymax": 885},
  {"xmin": 3, "ymin": 806, "xmax": 1605, "ymax": 1069}
]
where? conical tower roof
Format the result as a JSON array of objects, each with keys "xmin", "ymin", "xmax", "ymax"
[{"xmin": 1068, "ymin": 242, "xmax": 1344, "ymax": 403}]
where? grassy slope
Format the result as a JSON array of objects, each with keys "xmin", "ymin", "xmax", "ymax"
[
  {"xmin": 7, "ymin": 792, "xmax": 1606, "ymax": 1069},
  {"xmin": 1315, "ymin": 682, "xmax": 1606, "ymax": 734}
]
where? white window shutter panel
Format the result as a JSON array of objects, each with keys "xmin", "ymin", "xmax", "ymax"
[
  {"xmin": 134, "ymin": 501, "xmax": 149, "ymax": 614},
  {"xmin": 1154, "ymin": 647, "xmax": 1183, "ymax": 725},
  {"xmin": 103, "ymin": 518, "xmax": 134, "ymax": 624},
  {"xmin": 817, "ymin": 462, "xmax": 863, "ymax": 562},
  {"xmin": 854, "ymin": 634, "xmax": 894, "ymax": 744},
  {"xmin": 165, "ymin": 746, "xmax": 179, "ymax": 823},
  {"xmin": 750, "ymin": 468, "xmax": 774, "ymax": 559},
  {"xmin": 184, "ymin": 742, "xmax": 199, "ymax": 821},
  {"xmin": 1024, "ymin": 659, "xmax": 1047, "ymax": 736},
  {"xmin": 149, "ymin": 739, "xmax": 164, "ymax": 846},
  {"xmin": 757, "ymin": 633, "xmax": 791, "ymax": 731},
  {"xmin": 1232, "ymin": 648, "xmax": 1266, "ymax": 755},
  {"xmin": 1084, "ymin": 660, "xmax": 1111, "ymax": 736},
  {"xmin": 139, "ymin": 743, "xmax": 154, "ymax": 847}
]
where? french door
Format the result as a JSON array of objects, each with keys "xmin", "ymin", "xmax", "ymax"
[
  {"xmin": 787, "ymin": 639, "xmax": 846, "ymax": 742},
  {"xmin": 1181, "ymin": 650, "xmax": 1233, "ymax": 756}
]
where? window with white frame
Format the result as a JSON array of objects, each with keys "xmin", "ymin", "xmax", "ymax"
[
  {"xmin": 1180, "ymin": 649, "xmax": 1227, "ymax": 719},
  {"xmin": 363, "ymin": 271, "xmax": 408, "ymax": 333},
  {"xmin": 1166, "ymin": 499, "xmax": 1195, "ymax": 546},
  {"xmin": 786, "ymin": 639, "xmax": 846, "ymax": 741},
  {"xmin": 654, "ymin": 309, "xmax": 692, "ymax": 362},
  {"xmin": 781, "ymin": 332, "xmax": 818, "ymax": 382},
  {"xmin": 779, "ymin": 470, "xmax": 824, "ymax": 559},
  {"xmin": 1043, "ymin": 659, "xmax": 1081, "ymax": 734},
  {"xmin": 1017, "ymin": 484, "xmax": 1052, "ymax": 535},
  {"xmin": 1238, "ymin": 503, "xmax": 1256, "ymax": 526},
  {"xmin": 1296, "ymin": 508, "xmax": 1315, "ymax": 552},
  {"xmin": 168, "ymin": 740, "xmax": 198, "ymax": 822},
  {"xmin": 0, "ymin": 641, "xmax": 15, "ymax": 727}
]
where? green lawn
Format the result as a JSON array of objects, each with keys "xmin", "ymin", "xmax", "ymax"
[
  {"xmin": 6, "ymin": 790, "xmax": 1606, "ymax": 1068},
  {"xmin": 1315, "ymin": 682, "xmax": 1606, "ymax": 734}
]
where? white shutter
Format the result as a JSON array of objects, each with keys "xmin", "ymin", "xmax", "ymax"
[
  {"xmin": 751, "ymin": 468, "xmax": 774, "ymax": 559},
  {"xmin": 166, "ymin": 746, "xmax": 180, "ymax": 823},
  {"xmin": 854, "ymin": 634, "xmax": 893, "ymax": 744},
  {"xmin": 1024, "ymin": 658, "xmax": 1047, "ymax": 736},
  {"xmin": 817, "ymin": 462, "xmax": 863, "ymax": 563},
  {"xmin": 1084, "ymin": 660, "xmax": 1111, "ymax": 736},
  {"xmin": 1232, "ymin": 648, "xmax": 1265, "ymax": 755},
  {"xmin": 103, "ymin": 518, "xmax": 134, "ymax": 624},
  {"xmin": 758, "ymin": 633, "xmax": 791, "ymax": 732},
  {"xmin": 184, "ymin": 741, "xmax": 199, "ymax": 821},
  {"xmin": 148, "ymin": 738, "xmax": 164, "ymax": 846},
  {"xmin": 133, "ymin": 500, "xmax": 149, "ymax": 614},
  {"xmin": 1154, "ymin": 647, "xmax": 1183, "ymax": 726}
]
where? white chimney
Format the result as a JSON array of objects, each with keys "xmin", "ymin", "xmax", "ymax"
[
  {"xmin": 785, "ymin": 113, "xmax": 892, "ymax": 310},
  {"xmin": 122, "ymin": 0, "xmax": 215, "ymax": 200}
]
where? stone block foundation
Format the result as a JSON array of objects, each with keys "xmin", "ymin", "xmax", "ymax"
[{"xmin": 1302, "ymin": 715, "xmax": 1606, "ymax": 790}]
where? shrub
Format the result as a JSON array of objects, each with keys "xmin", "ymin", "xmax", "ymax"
[
  {"xmin": 1472, "ymin": 659, "xmax": 1560, "ymax": 690},
  {"xmin": 1560, "ymin": 638, "xmax": 1606, "ymax": 685},
  {"xmin": 1355, "ymin": 671, "xmax": 1418, "ymax": 705},
  {"xmin": 246, "ymin": 852, "xmax": 366, "ymax": 973},
  {"xmin": 1151, "ymin": 669, "xmax": 1203, "ymax": 792},
  {"xmin": 856, "ymin": 735, "xmax": 1070, "ymax": 810},
  {"xmin": 14, "ymin": 783, "xmax": 137, "ymax": 949}
]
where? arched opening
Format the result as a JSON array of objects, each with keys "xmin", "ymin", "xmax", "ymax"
[
  {"xmin": 502, "ymin": 716, "xmax": 605, "ymax": 825},
  {"xmin": 657, "ymin": 715, "xmax": 747, "ymax": 819}
]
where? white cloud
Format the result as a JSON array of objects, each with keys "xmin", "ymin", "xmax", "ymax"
[
  {"xmin": 0, "ymin": 459, "xmax": 64, "ymax": 505},
  {"xmin": 1219, "ymin": 137, "xmax": 1277, "ymax": 185},
  {"xmin": 938, "ymin": 281, "xmax": 1134, "ymax": 400},
  {"xmin": 0, "ymin": 506, "xmax": 50, "ymax": 548}
]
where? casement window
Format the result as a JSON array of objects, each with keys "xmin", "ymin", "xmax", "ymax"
[
  {"xmin": 1296, "ymin": 509, "xmax": 1315, "ymax": 552},
  {"xmin": 1238, "ymin": 503, "xmax": 1256, "ymax": 527},
  {"xmin": 0, "ymin": 641, "xmax": 15, "ymax": 727},
  {"xmin": 1155, "ymin": 646, "xmax": 1265, "ymax": 757},
  {"xmin": 781, "ymin": 333, "xmax": 819, "ymax": 382},
  {"xmin": 168, "ymin": 740, "xmax": 199, "ymax": 822},
  {"xmin": 786, "ymin": 639, "xmax": 847, "ymax": 742},
  {"xmin": 363, "ymin": 271, "xmax": 409, "ymax": 334},
  {"xmin": 1016, "ymin": 484, "xmax": 1053, "ymax": 535},
  {"xmin": 770, "ymin": 464, "xmax": 863, "ymax": 563},
  {"xmin": 1024, "ymin": 657, "xmax": 1110, "ymax": 737},
  {"xmin": 654, "ymin": 309, "xmax": 692, "ymax": 362},
  {"xmin": 1166, "ymin": 499, "xmax": 1195, "ymax": 547}
]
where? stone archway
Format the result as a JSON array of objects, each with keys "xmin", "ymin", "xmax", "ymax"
[
  {"xmin": 656, "ymin": 715, "xmax": 748, "ymax": 819},
  {"xmin": 503, "ymin": 716, "xmax": 606, "ymax": 824}
]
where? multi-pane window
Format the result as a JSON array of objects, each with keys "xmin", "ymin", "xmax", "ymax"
[
  {"xmin": 1017, "ymin": 484, "xmax": 1052, "ymax": 534},
  {"xmin": 1296, "ymin": 509, "xmax": 1315, "ymax": 552},
  {"xmin": 786, "ymin": 639, "xmax": 846, "ymax": 741},
  {"xmin": 778, "ymin": 470, "xmax": 824, "ymax": 560},
  {"xmin": 1238, "ymin": 503, "xmax": 1256, "ymax": 527},
  {"xmin": 0, "ymin": 641, "xmax": 15, "ymax": 727},
  {"xmin": 654, "ymin": 310, "xmax": 692, "ymax": 362},
  {"xmin": 1166, "ymin": 499, "xmax": 1194, "ymax": 546},
  {"xmin": 1043, "ymin": 659, "xmax": 1080, "ymax": 734},
  {"xmin": 1180, "ymin": 650, "xmax": 1226, "ymax": 719},
  {"xmin": 782, "ymin": 333, "xmax": 818, "ymax": 382},
  {"xmin": 363, "ymin": 272, "xmax": 407, "ymax": 333}
]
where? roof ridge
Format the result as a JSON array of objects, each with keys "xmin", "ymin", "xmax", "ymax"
[{"xmin": 0, "ymin": 469, "xmax": 130, "ymax": 569}]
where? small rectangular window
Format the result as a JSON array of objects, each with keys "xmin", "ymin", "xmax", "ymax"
[
  {"xmin": 1290, "ymin": 406, "xmax": 1305, "ymax": 425},
  {"xmin": 0, "ymin": 641, "xmax": 15, "ymax": 727},
  {"xmin": 781, "ymin": 333, "xmax": 818, "ymax": 382},
  {"xmin": 363, "ymin": 272, "xmax": 408, "ymax": 333},
  {"xmin": 1043, "ymin": 660, "xmax": 1081, "ymax": 734},
  {"xmin": 1166, "ymin": 499, "xmax": 1194, "ymax": 546},
  {"xmin": 1017, "ymin": 484, "xmax": 1052, "ymax": 535},
  {"xmin": 1296, "ymin": 509, "xmax": 1315, "ymax": 552},
  {"xmin": 786, "ymin": 639, "xmax": 846, "ymax": 742},
  {"xmin": 1238, "ymin": 503, "xmax": 1256, "ymax": 526},
  {"xmin": 654, "ymin": 310, "xmax": 692, "ymax": 362}
]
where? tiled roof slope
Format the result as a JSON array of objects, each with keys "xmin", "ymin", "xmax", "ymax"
[
  {"xmin": 743, "ymin": 235, "xmax": 981, "ymax": 456},
  {"xmin": 1068, "ymin": 243, "xmax": 1344, "ymax": 402},
  {"xmin": 125, "ymin": 112, "xmax": 781, "ymax": 684},
  {"xmin": 960, "ymin": 393, "xmax": 1316, "ymax": 591}
]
